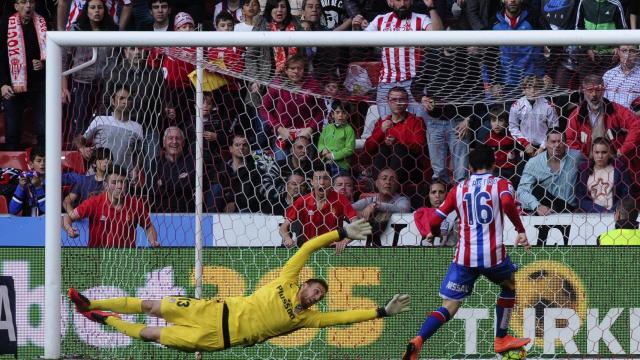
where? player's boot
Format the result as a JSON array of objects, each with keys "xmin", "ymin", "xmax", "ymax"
[
  {"xmin": 80, "ymin": 310, "xmax": 120, "ymax": 325},
  {"xmin": 68, "ymin": 288, "xmax": 91, "ymax": 312},
  {"xmin": 494, "ymin": 335, "xmax": 531, "ymax": 353},
  {"xmin": 402, "ymin": 336, "xmax": 423, "ymax": 360}
]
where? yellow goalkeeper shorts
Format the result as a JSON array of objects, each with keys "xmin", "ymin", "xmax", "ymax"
[{"xmin": 159, "ymin": 296, "xmax": 226, "ymax": 352}]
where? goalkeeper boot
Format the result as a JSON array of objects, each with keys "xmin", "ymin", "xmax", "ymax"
[
  {"xmin": 68, "ymin": 288, "xmax": 91, "ymax": 312},
  {"xmin": 402, "ymin": 336, "xmax": 423, "ymax": 360},
  {"xmin": 494, "ymin": 335, "xmax": 531, "ymax": 353},
  {"xmin": 81, "ymin": 310, "xmax": 120, "ymax": 325}
]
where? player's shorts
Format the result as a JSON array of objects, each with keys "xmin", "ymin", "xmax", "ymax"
[
  {"xmin": 439, "ymin": 256, "xmax": 518, "ymax": 301},
  {"xmin": 159, "ymin": 296, "xmax": 227, "ymax": 352}
]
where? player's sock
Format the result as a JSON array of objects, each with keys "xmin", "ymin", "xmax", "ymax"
[
  {"xmin": 495, "ymin": 288, "xmax": 516, "ymax": 338},
  {"xmin": 105, "ymin": 316, "xmax": 145, "ymax": 340},
  {"xmin": 90, "ymin": 297, "xmax": 143, "ymax": 314},
  {"xmin": 417, "ymin": 306, "xmax": 451, "ymax": 341}
]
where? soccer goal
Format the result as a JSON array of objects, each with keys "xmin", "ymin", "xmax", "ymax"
[{"xmin": 35, "ymin": 29, "xmax": 640, "ymax": 360}]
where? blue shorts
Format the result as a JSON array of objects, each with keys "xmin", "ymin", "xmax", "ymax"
[{"xmin": 439, "ymin": 256, "xmax": 518, "ymax": 301}]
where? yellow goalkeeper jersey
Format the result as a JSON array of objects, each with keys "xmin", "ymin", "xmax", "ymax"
[{"xmin": 223, "ymin": 230, "xmax": 378, "ymax": 347}]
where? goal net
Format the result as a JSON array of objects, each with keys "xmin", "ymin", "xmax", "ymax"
[{"xmin": 22, "ymin": 29, "xmax": 640, "ymax": 360}]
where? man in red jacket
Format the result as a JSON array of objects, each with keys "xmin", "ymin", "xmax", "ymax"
[
  {"xmin": 566, "ymin": 74, "xmax": 640, "ymax": 188},
  {"xmin": 364, "ymin": 86, "xmax": 426, "ymax": 183}
]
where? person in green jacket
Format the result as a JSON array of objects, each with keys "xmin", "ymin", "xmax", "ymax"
[
  {"xmin": 317, "ymin": 100, "xmax": 356, "ymax": 175},
  {"xmin": 598, "ymin": 197, "xmax": 640, "ymax": 245}
]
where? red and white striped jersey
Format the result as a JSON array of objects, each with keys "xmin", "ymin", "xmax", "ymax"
[
  {"xmin": 364, "ymin": 12, "xmax": 432, "ymax": 83},
  {"xmin": 435, "ymin": 173, "xmax": 520, "ymax": 268},
  {"xmin": 65, "ymin": 0, "xmax": 131, "ymax": 30}
]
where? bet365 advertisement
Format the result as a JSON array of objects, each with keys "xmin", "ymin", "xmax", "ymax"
[{"xmin": 1, "ymin": 247, "xmax": 638, "ymax": 359}]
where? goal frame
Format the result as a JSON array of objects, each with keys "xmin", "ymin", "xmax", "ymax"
[{"xmin": 44, "ymin": 29, "xmax": 640, "ymax": 359}]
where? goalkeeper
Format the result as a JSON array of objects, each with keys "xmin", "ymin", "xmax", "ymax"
[{"xmin": 68, "ymin": 220, "xmax": 410, "ymax": 352}]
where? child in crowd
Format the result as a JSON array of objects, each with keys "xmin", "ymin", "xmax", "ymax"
[
  {"xmin": 508, "ymin": 76, "xmax": 559, "ymax": 159},
  {"xmin": 235, "ymin": 0, "xmax": 261, "ymax": 32},
  {"xmin": 9, "ymin": 147, "xmax": 46, "ymax": 216},
  {"xmin": 485, "ymin": 105, "xmax": 521, "ymax": 186},
  {"xmin": 317, "ymin": 100, "xmax": 356, "ymax": 175}
]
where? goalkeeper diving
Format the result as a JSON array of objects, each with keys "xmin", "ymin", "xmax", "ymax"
[{"xmin": 68, "ymin": 220, "xmax": 411, "ymax": 352}]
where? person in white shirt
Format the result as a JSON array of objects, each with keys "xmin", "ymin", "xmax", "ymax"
[
  {"xmin": 508, "ymin": 75, "xmax": 559, "ymax": 158},
  {"xmin": 603, "ymin": 45, "xmax": 640, "ymax": 115},
  {"xmin": 234, "ymin": 0, "xmax": 260, "ymax": 32}
]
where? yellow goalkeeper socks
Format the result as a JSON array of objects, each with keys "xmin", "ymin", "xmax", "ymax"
[
  {"xmin": 90, "ymin": 297, "xmax": 143, "ymax": 314},
  {"xmin": 105, "ymin": 316, "xmax": 145, "ymax": 340}
]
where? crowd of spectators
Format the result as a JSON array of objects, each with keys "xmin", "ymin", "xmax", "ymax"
[{"xmin": 1, "ymin": 0, "xmax": 640, "ymax": 248}]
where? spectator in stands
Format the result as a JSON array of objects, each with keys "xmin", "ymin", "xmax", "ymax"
[
  {"xmin": 213, "ymin": 0, "xmax": 243, "ymax": 29},
  {"xmin": 465, "ymin": 0, "xmax": 501, "ymax": 30},
  {"xmin": 298, "ymin": 0, "xmax": 339, "ymax": 78},
  {"xmin": 603, "ymin": 45, "xmax": 640, "ymax": 114},
  {"xmin": 597, "ymin": 197, "xmax": 640, "ymax": 245},
  {"xmin": 576, "ymin": 137, "xmax": 633, "ymax": 213},
  {"xmin": 419, "ymin": 29, "xmax": 485, "ymax": 183},
  {"xmin": 320, "ymin": 0, "xmax": 351, "ymax": 31},
  {"xmin": 9, "ymin": 146, "xmax": 45, "ymax": 216},
  {"xmin": 517, "ymin": 128, "xmax": 585, "ymax": 214},
  {"xmin": 0, "ymin": 0, "xmax": 47, "ymax": 150},
  {"xmin": 425, "ymin": 180, "xmax": 458, "ymax": 246},
  {"xmin": 333, "ymin": 172, "xmax": 356, "ymax": 202},
  {"xmin": 137, "ymin": 0, "xmax": 173, "ymax": 31},
  {"xmin": 147, "ymin": 11, "xmax": 196, "ymax": 124},
  {"xmin": 63, "ymin": 164, "xmax": 160, "ymax": 248},
  {"xmin": 62, "ymin": 0, "xmax": 117, "ymax": 134},
  {"xmin": 102, "ymin": 46, "xmax": 165, "ymax": 168},
  {"xmin": 259, "ymin": 54, "xmax": 324, "ymax": 161},
  {"xmin": 352, "ymin": 168, "xmax": 410, "ymax": 246},
  {"xmin": 63, "ymin": 147, "xmax": 112, "ymax": 214},
  {"xmin": 234, "ymin": 0, "xmax": 260, "ymax": 32},
  {"xmin": 575, "ymin": 0, "xmax": 627, "ymax": 77},
  {"xmin": 352, "ymin": 0, "xmax": 443, "ymax": 120},
  {"xmin": 279, "ymin": 163, "xmax": 357, "ymax": 247},
  {"xmin": 344, "ymin": 0, "xmax": 391, "ymax": 22},
  {"xmin": 538, "ymin": 0, "xmax": 580, "ymax": 89},
  {"xmin": 223, "ymin": 134, "xmax": 264, "ymax": 213},
  {"xmin": 57, "ymin": 0, "xmax": 131, "ymax": 31},
  {"xmin": 485, "ymin": 105, "xmax": 521, "ymax": 186},
  {"xmin": 566, "ymin": 74, "xmax": 640, "ymax": 185},
  {"xmin": 74, "ymin": 84, "xmax": 143, "ymax": 170},
  {"xmin": 491, "ymin": 0, "xmax": 545, "ymax": 90},
  {"xmin": 317, "ymin": 100, "xmax": 356, "ymax": 175},
  {"xmin": 151, "ymin": 127, "xmax": 195, "ymax": 213},
  {"xmin": 270, "ymin": 171, "xmax": 309, "ymax": 216},
  {"xmin": 261, "ymin": 135, "xmax": 315, "ymax": 208},
  {"xmin": 364, "ymin": 86, "xmax": 427, "ymax": 183},
  {"xmin": 245, "ymin": 0, "xmax": 301, "ymax": 82},
  {"xmin": 508, "ymin": 76, "xmax": 559, "ymax": 158}
]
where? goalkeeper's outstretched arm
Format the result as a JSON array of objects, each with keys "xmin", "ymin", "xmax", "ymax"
[
  {"xmin": 280, "ymin": 219, "xmax": 372, "ymax": 280},
  {"xmin": 302, "ymin": 294, "xmax": 412, "ymax": 328}
]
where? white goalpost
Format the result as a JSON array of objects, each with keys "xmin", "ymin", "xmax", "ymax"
[{"xmin": 43, "ymin": 29, "xmax": 640, "ymax": 359}]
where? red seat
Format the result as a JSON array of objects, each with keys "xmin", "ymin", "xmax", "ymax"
[
  {"xmin": 0, "ymin": 151, "xmax": 28, "ymax": 170},
  {"xmin": 62, "ymin": 151, "xmax": 85, "ymax": 174},
  {"xmin": 0, "ymin": 196, "xmax": 8, "ymax": 214}
]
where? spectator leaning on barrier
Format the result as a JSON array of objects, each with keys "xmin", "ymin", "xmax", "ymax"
[
  {"xmin": 9, "ymin": 147, "xmax": 46, "ymax": 216},
  {"xmin": 280, "ymin": 163, "xmax": 358, "ymax": 248},
  {"xmin": 597, "ymin": 197, "xmax": 640, "ymax": 245},
  {"xmin": 426, "ymin": 180, "xmax": 458, "ymax": 246},
  {"xmin": 517, "ymin": 127, "xmax": 585, "ymax": 215},
  {"xmin": 63, "ymin": 164, "xmax": 160, "ymax": 248},
  {"xmin": 0, "ymin": 0, "xmax": 47, "ymax": 150},
  {"xmin": 63, "ymin": 147, "xmax": 112, "ymax": 214},
  {"xmin": 352, "ymin": 168, "xmax": 410, "ymax": 246},
  {"xmin": 269, "ymin": 171, "xmax": 309, "ymax": 216}
]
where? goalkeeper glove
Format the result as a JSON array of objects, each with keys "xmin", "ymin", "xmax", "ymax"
[
  {"xmin": 339, "ymin": 219, "xmax": 372, "ymax": 240},
  {"xmin": 376, "ymin": 294, "xmax": 411, "ymax": 317}
]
